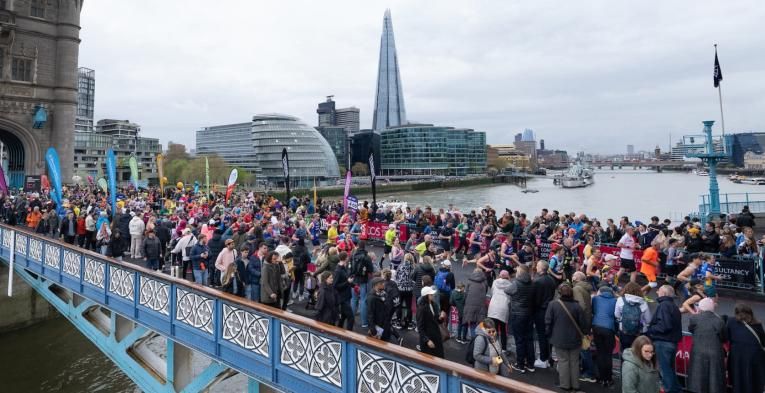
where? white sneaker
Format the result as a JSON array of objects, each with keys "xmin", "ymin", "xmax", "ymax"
[{"xmin": 533, "ymin": 359, "xmax": 549, "ymax": 369}]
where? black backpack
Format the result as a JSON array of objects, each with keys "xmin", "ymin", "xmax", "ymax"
[
  {"xmin": 352, "ymin": 251, "xmax": 369, "ymax": 277},
  {"xmin": 465, "ymin": 335, "xmax": 486, "ymax": 364}
]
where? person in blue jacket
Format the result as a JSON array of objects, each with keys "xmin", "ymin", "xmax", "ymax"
[{"xmin": 591, "ymin": 284, "xmax": 618, "ymax": 387}]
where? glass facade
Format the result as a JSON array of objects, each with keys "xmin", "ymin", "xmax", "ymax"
[
  {"xmin": 372, "ymin": 9, "xmax": 407, "ymax": 131},
  {"xmin": 252, "ymin": 114, "xmax": 340, "ymax": 187},
  {"xmin": 380, "ymin": 124, "xmax": 486, "ymax": 176},
  {"xmin": 75, "ymin": 67, "xmax": 95, "ymax": 132},
  {"xmin": 196, "ymin": 122, "xmax": 258, "ymax": 173},
  {"xmin": 317, "ymin": 126, "xmax": 348, "ymax": 169},
  {"xmin": 725, "ymin": 132, "xmax": 765, "ymax": 167}
]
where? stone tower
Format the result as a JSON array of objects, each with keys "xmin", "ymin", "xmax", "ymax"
[{"xmin": 0, "ymin": 0, "xmax": 83, "ymax": 187}]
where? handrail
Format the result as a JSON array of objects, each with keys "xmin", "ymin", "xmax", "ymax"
[{"xmin": 1, "ymin": 223, "xmax": 552, "ymax": 393}]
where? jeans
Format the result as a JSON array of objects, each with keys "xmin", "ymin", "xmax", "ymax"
[
  {"xmin": 580, "ymin": 348, "xmax": 596, "ymax": 379},
  {"xmin": 654, "ymin": 340, "xmax": 681, "ymax": 393},
  {"xmin": 193, "ymin": 269, "xmax": 208, "ymax": 285},
  {"xmin": 512, "ymin": 314, "xmax": 535, "ymax": 368},
  {"xmin": 534, "ymin": 308, "xmax": 551, "ymax": 362},
  {"xmin": 397, "ymin": 290, "xmax": 413, "ymax": 328},
  {"xmin": 457, "ymin": 320, "xmax": 468, "ymax": 341},
  {"xmin": 351, "ymin": 281, "xmax": 369, "ymax": 326},
  {"xmin": 246, "ymin": 284, "xmax": 260, "ymax": 302},
  {"xmin": 146, "ymin": 258, "xmax": 159, "ymax": 270}
]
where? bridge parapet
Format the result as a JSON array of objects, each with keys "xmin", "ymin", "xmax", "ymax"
[{"xmin": 0, "ymin": 224, "xmax": 549, "ymax": 393}]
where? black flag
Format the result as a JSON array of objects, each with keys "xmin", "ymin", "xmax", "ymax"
[
  {"xmin": 368, "ymin": 149, "xmax": 376, "ymax": 208},
  {"xmin": 714, "ymin": 49, "xmax": 723, "ymax": 88},
  {"xmin": 281, "ymin": 148, "xmax": 290, "ymax": 201}
]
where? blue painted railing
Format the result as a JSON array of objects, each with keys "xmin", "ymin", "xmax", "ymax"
[
  {"xmin": 0, "ymin": 224, "xmax": 550, "ymax": 393},
  {"xmin": 699, "ymin": 192, "xmax": 765, "ymax": 217}
]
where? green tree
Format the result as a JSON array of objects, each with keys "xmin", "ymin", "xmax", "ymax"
[{"xmin": 351, "ymin": 162, "xmax": 369, "ymax": 176}]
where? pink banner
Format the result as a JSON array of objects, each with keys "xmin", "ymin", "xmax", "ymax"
[{"xmin": 343, "ymin": 170, "xmax": 351, "ymax": 210}]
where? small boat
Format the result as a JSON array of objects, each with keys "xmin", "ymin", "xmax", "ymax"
[
  {"xmin": 553, "ymin": 161, "xmax": 595, "ymax": 188},
  {"xmin": 729, "ymin": 174, "xmax": 742, "ymax": 183},
  {"xmin": 521, "ymin": 188, "xmax": 539, "ymax": 194},
  {"xmin": 740, "ymin": 177, "xmax": 765, "ymax": 185},
  {"xmin": 695, "ymin": 169, "xmax": 709, "ymax": 176}
]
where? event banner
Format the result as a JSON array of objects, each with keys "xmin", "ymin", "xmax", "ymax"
[
  {"xmin": 129, "ymin": 155, "xmax": 139, "ymax": 189},
  {"xmin": 106, "ymin": 149, "xmax": 117, "ymax": 216},
  {"xmin": 44, "ymin": 147, "xmax": 63, "ymax": 211}
]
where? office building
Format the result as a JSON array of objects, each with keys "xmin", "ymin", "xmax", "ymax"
[
  {"xmin": 627, "ymin": 144, "xmax": 635, "ymax": 155},
  {"xmin": 0, "ymin": 0, "xmax": 84, "ymax": 186},
  {"xmin": 317, "ymin": 96, "xmax": 336, "ymax": 127},
  {"xmin": 350, "ymin": 130, "xmax": 381, "ymax": 175},
  {"xmin": 380, "ymin": 124, "xmax": 486, "ymax": 176},
  {"xmin": 317, "ymin": 126, "xmax": 349, "ymax": 169},
  {"xmin": 335, "ymin": 107, "xmax": 360, "ymax": 135},
  {"xmin": 372, "ymin": 9, "xmax": 407, "ymax": 131},
  {"xmin": 75, "ymin": 67, "xmax": 95, "ymax": 132},
  {"xmin": 670, "ymin": 135, "xmax": 725, "ymax": 161},
  {"xmin": 73, "ymin": 119, "xmax": 162, "ymax": 184},
  {"xmin": 196, "ymin": 122, "xmax": 258, "ymax": 173},
  {"xmin": 252, "ymin": 114, "xmax": 339, "ymax": 187},
  {"xmin": 724, "ymin": 132, "xmax": 765, "ymax": 167},
  {"xmin": 491, "ymin": 144, "xmax": 531, "ymax": 170}
]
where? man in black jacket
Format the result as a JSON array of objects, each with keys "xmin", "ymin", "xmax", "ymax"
[
  {"xmin": 155, "ymin": 220, "xmax": 171, "ymax": 270},
  {"xmin": 647, "ymin": 285, "xmax": 682, "ymax": 393},
  {"xmin": 367, "ymin": 278, "xmax": 389, "ymax": 339},
  {"xmin": 207, "ymin": 230, "xmax": 225, "ymax": 286},
  {"xmin": 506, "ymin": 264, "xmax": 535, "ymax": 372},
  {"xmin": 143, "ymin": 230, "xmax": 162, "ymax": 271},
  {"xmin": 351, "ymin": 241, "xmax": 374, "ymax": 327},
  {"xmin": 531, "ymin": 260, "xmax": 557, "ymax": 368},
  {"xmin": 333, "ymin": 253, "xmax": 354, "ymax": 330}
]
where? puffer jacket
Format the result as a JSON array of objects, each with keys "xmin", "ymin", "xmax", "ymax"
[
  {"xmin": 412, "ymin": 262, "xmax": 436, "ymax": 297},
  {"xmin": 129, "ymin": 216, "xmax": 145, "ymax": 236},
  {"xmin": 487, "ymin": 278, "xmax": 511, "ymax": 322},
  {"xmin": 506, "ymin": 271, "xmax": 533, "ymax": 316},
  {"xmin": 473, "ymin": 326, "xmax": 500, "ymax": 373},
  {"xmin": 207, "ymin": 231, "xmax": 225, "ymax": 265},
  {"xmin": 621, "ymin": 348, "xmax": 660, "ymax": 393}
]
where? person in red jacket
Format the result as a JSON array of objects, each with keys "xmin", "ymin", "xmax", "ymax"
[{"xmin": 76, "ymin": 213, "xmax": 88, "ymax": 247}]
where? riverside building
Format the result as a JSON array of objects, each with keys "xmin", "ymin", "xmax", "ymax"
[{"xmin": 380, "ymin": 124, "xmax": 486, "ymax": 176}]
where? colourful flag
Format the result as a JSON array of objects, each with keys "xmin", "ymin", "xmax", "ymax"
[
  {"xmin": 129, "ymin": 154, "xmax": 139, "ymax": 189},
  {"xmin": 205, "ymin": 156, "xmax": 210, "ymax": 197},
  {"xmin": 106, "ymin": 149, "xmax": 117, "ymax": 216},
  {"xmin": 0, "ymin": 165, "xmax": 8, "ymax": 195},
  {"xmin": 226, "ymin": 168, "xmax": 238, "ymax": 205},
  {"xmin": 156, "ymin": 154, "xmax": 164, "ymax": 191},
  {"xmin": 97, "ymin": 178, "xmax": 108, "ymax": 193},
  {"xmin": 45, "ymin": 147, "xmax": 63, "ymax": 213},
  {"xmin": 313, "ymin": 177, "xmax": 317, "ymax": 207}
]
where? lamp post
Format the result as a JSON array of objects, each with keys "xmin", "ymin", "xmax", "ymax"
[{"xmin": 687, "ymin": 120, "xmax": 728, "ymax": 219}]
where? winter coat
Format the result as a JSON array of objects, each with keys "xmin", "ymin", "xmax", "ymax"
[
  {"xmin": 621, "ymin": 348, "xmax": 660, "ymax": 393},
  {"xmin": 108, "ymin": 235, "xmax": 126, "ymax": 258},
  {"xmin": 412, "ymin": 263, "xmax": 436, "ymax": 299},
  {"xmin": 615, "ymin": 294, "xmax": 652, "ymax": 334},
  {"xmin": 245, "ymin": 254, "xmax": 262, "ymax": 286},
  {"xmin": 531, "ymin": 273, "xmax": 557, "ymax": 313},
  {"xmin": 315, "ymin": 282, "xmax": 338, "ymax": 325},
  {"xmin": 687, "ymin": 311, "xmax": 727, "ymax": 393},
  {"xmin": 207, "ymin": 232, "xmax": 225, "ymax": 266},
  {"xmin": 367, "ymin": 290, "xmax": 388, "ymax": 333},
  {"xmin": 118, "ymin": 214, "xmax": 131, "ymax": 238},
  {"xmin": 351, "ymin": 249, "xmax": 374, "ymax": 284},
  {"xmin": 156, "ymin": 223, "xmax": 171, "ymax": 244},
  {"xmin": 129, "ymin": 216, "xmax": 145, "ymax": 236},
  {"xmin": 395, "ymin": 260, "xmax": 415, "ymax": 292},
  {"xmin": 487, "ymin": 278, "xmax": 511, "ymax": 323},
  {"xmin": 189, "ymin": 243, "xmax": 209, "ymax": 271},
  {"xmin": 506, "ymin": 271, "xmax": 533, "ymax": 317},
  {"xmin": 260, "ymin": 262, "xmax": 282, "ymax": 305},
  {"xmin": 415, "ymin": 299, "xmax": 444, "ymax": 358},
  {"xmin": 727, "ymin": 318, "xmax": 765, "ymax": 393},
  {"xmin": 647, "ymin": 296, "xmax": 682, "ymax": 344},
  {"xmin": 291, "ymin": 244, "xmax": 311, "ymax": 272},
  {"xmin": 449, "ymin": 290, "xmax": 466, "ymax": 317},
  {"xmin": 333, "ymin": 264, "xmax": 352, "ymax": 303},
  {"xmin": 572, "ymin": 280, "xmax": 593, "ymax": 331},
  {"xmin": 591, "ymin": 288, "xmax": 618, "ymax": 331},
  {"xmin": 545, "ymin": 297, "xmax": 586, "ymax": 350},
  {"xmin": 473, "ymin": 326, "xmax": 500, "ymax": 373},
  {"xmin": 463, "ymin": 270, "xmax": 488, "ymax": 324},
  {"xmin": 143, "ymin": 236, "xmax": 161, "ymax": 259}
]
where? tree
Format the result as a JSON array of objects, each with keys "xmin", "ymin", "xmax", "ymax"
[
  {"xmin": 351, "ymin": 162, "xmax": 369, "ymax": 176},
  {"xmin": 166, "ymin": 142, "xmax": 190, "ymax": 162}
]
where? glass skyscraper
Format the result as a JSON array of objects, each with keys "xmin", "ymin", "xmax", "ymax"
[
  {"xmin": 196, "ymin": 122, "xmax": 259, "ymax": 173},
  {"xmin": 372, "ymin": 9, "xmax": 407, "ymax": 131}
]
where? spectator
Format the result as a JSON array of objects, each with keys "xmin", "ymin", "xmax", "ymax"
[
  {"xmin": 472, "ymin": 318, "xmax": 507, "ymax": 375},
  {"xmin": 394, "ymin": 253, "xmax": 416, "ymax": 330},
  {"xmin": 532, "ymin": 260, "xmax": 557, "ymax": 369},
  {"xmin": 315, "ymin": 272, "xmax": 338, "ymax": 325},
  {"xmin": 506, "ymin": 264, "xmax": 535, "ymax": 373},
  {"xmin": 572, "ymin": 271, "xmax": 595, "ymax": 383},
  {"xmin": 260, "ymin": 251, "xmax": 283, "ymax": 306},
  {"xmin": 615, "ymin": 282, "xmax": 652, "ymax": 352},
  {"xmin": 333, "ymin": 252, "xmax": 354, "ymax": 330},
  {"xmin": 416, "ymin": 286, "xmax": 444, "ymax": 358},
  {"xmin": 592, "ymin": 284, "xmax": 617, "ymax": 387},
  {"xmin": 646, "ymin": 285, "xmax": 682, "ymax": 393},
  {"xmin": 687, "ymin": 298, "xmax": 727, "ymax": 393},
  {"xmin": 450, "ymin": 282, "xmax": 467, "ymax": 343},
  {"xmin": 189, "ymin": 234, "xmax": 210, "ymax": 285},
  {"xmin": 727, "ymin": 303, "xmax": 765, "ymax": 393},
  {"xmin": 487, "ymin": 269, "xmax": 511, "ymax": 354},
  {"xmin": 621, "ymin": 335, "xmax": 660, "ymax": 393},
  {"xmin": 142, "ymin": 229, "xmax": 161, "ymax": 271},
  {"xmin": 545, "ymin": 283, "xmax": 586, "ymax": 392},
  {"xmin": 463, "ymin": 267, "xmax": 489, "ymax": 338}
]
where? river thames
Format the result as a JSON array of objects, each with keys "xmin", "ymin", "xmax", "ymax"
[{"xmin": 3, "ymin": 170, "xmax": 764, "ymax": 393}]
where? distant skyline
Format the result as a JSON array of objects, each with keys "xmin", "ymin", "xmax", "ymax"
[{"xmin": 78, "ymin": 1, "xmax": 765, "ymax": 154}]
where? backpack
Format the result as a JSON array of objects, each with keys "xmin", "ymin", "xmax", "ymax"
[
  {"xmin": 435, "ymin": 270, "xmax": 452, "ymax": 293},
  {"xmin": 352, "ymin": 251, "xmax": 368, "ymax": 278},
  {"xmin": 465, "ymin": 335, "xmax": 486, "ymax": 364},
  {"xmin": 621, "ymin": 300, "xmax": 642, "ymax": 335}
]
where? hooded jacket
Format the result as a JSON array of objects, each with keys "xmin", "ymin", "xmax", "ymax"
[
  {"xmin": 129, "ymin": 216, "xmax": 146, "ymax": 236},
  {"xmin": 333, "ymin": 263, "xmax": 353, "ymax": 303},
  {"xmin": 592, "ymin": 288, "xmax": 618, "ymax": 331},
  {"xmin": 463, "ymin": 270, "xmax": 488, "ymax": 324},
  {"xmin": 473, "ymin": 325, "xmax": 500, "ymax": 373},
  {"xmin": 621, "ymin": 348, "xmax": 660, "ymax": 393},
  {"xmin": 315, "ymin": 282, "xmax": 338, "ymax": 325},
  {"xmin": 506, "ymin": 271, "xmax": 533, "ymax": 316},
  {"xmin": 531, "ymin": 273, "xmax": 557, "ymax": 312}
]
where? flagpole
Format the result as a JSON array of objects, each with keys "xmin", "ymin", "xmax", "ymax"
[{"xmin": 715, "ymin": 44, "xmax": 726, "ymax": 136}]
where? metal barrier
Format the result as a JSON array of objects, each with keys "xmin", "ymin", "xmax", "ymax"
[
  {"xmin": 699, "ymin": 192, "xmax": 765, "ymax": 217},
  {"xmin": 0, "ymin": 223, "xmax": 551, "ymax": 393}
]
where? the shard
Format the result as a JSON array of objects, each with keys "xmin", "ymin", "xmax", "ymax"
[{"xmin": 372, "ymin": 9, "xmax": 407, "ymax": 131}]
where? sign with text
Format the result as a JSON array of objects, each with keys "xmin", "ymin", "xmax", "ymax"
[{"xmin": 24, "ymin": 175, "xmax": 41, "ymax": 193}]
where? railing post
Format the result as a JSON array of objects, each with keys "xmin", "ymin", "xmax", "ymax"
[
  {"xmin": 746, "ymin": 192, "xmax": 750, "ymax": 207},
  {"xmin": 759, "ymin": 249, "xmax": 764, "ymax": 294}
]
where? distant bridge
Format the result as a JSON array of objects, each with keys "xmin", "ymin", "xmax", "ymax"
[
  {"xmin": 586, "ymin": 160, "xmax": 694, "ymax": 172},
  {"xmin": 0, "ymin": 224, "xmax": 550, "ymax": 393}
]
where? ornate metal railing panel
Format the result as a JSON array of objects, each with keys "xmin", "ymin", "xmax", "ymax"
[{"xmin": 0, "ymin": 224, "xmax": 548, "ymax": 393}]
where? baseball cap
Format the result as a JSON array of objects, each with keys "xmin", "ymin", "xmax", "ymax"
[
  {"xmin": 421, "ymin": 287, "xmax": 437, "ymax": 297},
  {"xmin": 604, "ymin": 254, "xmax": 619, "ymax": 261},
  {"xmin": 441, "ymin": 260, "xmax": 452, "ymax": 267}
]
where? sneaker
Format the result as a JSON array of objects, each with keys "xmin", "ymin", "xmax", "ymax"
[
  {"xmin": 525, "ymin": 366, "xmax": 535, "ymax": 373},
  {"xmin": 511, "ymin": 364, "xmax": 526, "ymax": 373},
  {"xmin": 361, "ymin": 324, "xmax": 368, "ymax": 328},
  {"xmin": 533, "ymin": 359, "xmax": 550, "ymax": 369},
  {"xmin": 398, "ymin": 337, "xmax": 404, "ymax": 346},
  {"xmin": 579, "ymin": 376, "xmax": 596, "ymax": 383},
  {"xmin": 415, "ymin": 344, "xmax": 421, "ymax": 351},
  {"xmin": 407, "ymin": 325, "xmax": 415, "ymax": 330}
]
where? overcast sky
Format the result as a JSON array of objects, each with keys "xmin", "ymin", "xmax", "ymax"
[{"xmin": 79, "ymin": 0, "xmax": 765, "ymax": 154}]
